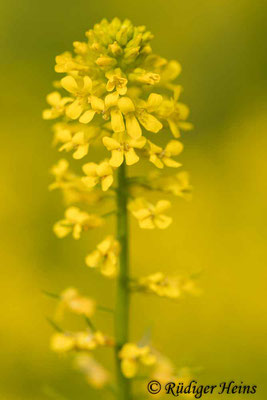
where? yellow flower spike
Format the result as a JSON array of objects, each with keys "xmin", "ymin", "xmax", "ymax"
[
  {"xmin": 103, "ymin": 134, "xmax": 146, "ymax": 167},
  {"xmin": 128, "ymin": 198, "xmax": 172, "ymax": 229},
  {"xmin": 82, "ymin": 161, "xmax": 114, "ymax": 191},
  {"xmin": 51, "ymin": 333, "xmax": 75, "ymax": 353},
  {"xmin": 118, "ymin": 97, "xmax": 142, "ymax": 139},
  {"xmin": 53, "ymin": 206, "xmax": 103, "ymax": 239},
  {"xmin": 148, "ymin": 139, "xmax": 183, "ymax": 168},
  {"xmin": 43, "ymin": 91, "xmax": 72, "ymax": 120},
  {"xmin": 60, "ymin": 287, "xmax": 96, "ymax": 317},
  {"xmin": 85, "ymin": 235, "xmax": 119, "ymax": 278}
]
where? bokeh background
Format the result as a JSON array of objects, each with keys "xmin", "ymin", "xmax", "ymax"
[{"xmin": 1, "ymin": 0, "xmax": 267, "ymax": 399}]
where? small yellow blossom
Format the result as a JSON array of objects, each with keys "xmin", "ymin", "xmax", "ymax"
[
  {"xmin": 82, "ymin": 161, "xmax": 114, "ymax": 191},
  {"xmin": 42, "ymin": 91, "xmax": 72, "ymax": 120},
  {"xmin": 118, "ymin": 97, "xmax": 142, "ymax": 139},
  {"xmin": 119, "ymin": 343, "xmax": 156, "ymax": 378},
  {"xmin": 85, "ymin": 235, "xmax": 119, "ymax": 278},
  {"xmin": 74, "ymin": 354, "xmax": 110, "ymax": 388},
  {"xmin": 148, "ymin": 140, "xmax": 183, "ymax": 168},
  {"xmin": 58, "ymin": 287, "xmax": 95, "ymax": 318},
  {"xmin": 103, "ymin": 133, "xmax": 146, "ymax": 167},
  {"xmin": 128, "ymin": 198, "xmax": 172, "ymax": 229},
  {"xmin": 152, "ymin": 171, "xmax": 192, "ymax": 199},
  {"xmin": 53, "ymin": 206, "xmax": 103, "ymax": 239},
  {"xmin": 158, "ymin": 95, "xmax": 193, "ymax": 138},
  {"xmin": 50, "ymin": 332, "xmax": 75, "ymax": 353},
  {"xmin": 137, "ymin": 273, "xmax": 181, "ymax": 298},
  {"xmin": 51, "ymin": 330, "xmax": 113, "ymax": 353},
  {"xmin": 105, "ymin": 68, "xmax": 128, "ymax": 95},
  {"xmin": 59, "ymin": 130, "xmax": 90, "ymax": 159}
]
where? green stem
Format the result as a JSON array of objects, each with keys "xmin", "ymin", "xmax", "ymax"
[{"xmin": 115, "ymin": 162, "xmax": 131, "ymax": 400}]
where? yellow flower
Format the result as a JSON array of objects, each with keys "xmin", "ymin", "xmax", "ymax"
[
  {"xmin": 51, "ymin": 330, "xmax": 112, "ymax": 353},
  {"xmin": 119, "ymin": 343, "xmax": 156, "ymax": 378},
  {"xmin": 61, "ymin": 75, "xmax": 105, "ymax": 123},
  {"xmin": 148, "ymin": 140, "xmax": 183, "ymax": 168},
  {"xmin": 82, "ymin": 161, "xmax": 114, "ymax": 191},
  {"xmin": 128, "ymin": 198, "xmax": 172, "ymax": 229},
  {"xmin": 152, "ymin": 171, "xmax": 192, "ymax": 199},
  {"xmin": 137, "ymin": 273, "xmax": 181, "ymax": 298},
  {"xmin": 42, "ymin": 91, "xmax": 72, "ymax": 120},
  {"xmin": 58, "ymin": 287, "xmax": 96, "ymax": 318},
  {"xmin": 59, "ymin": 130, "xmax": 90, "ymax": 159},
  {"xmin": 74, "ymin": 354, "xmax": 110, "ymax": 388},
  {"xmin": 103, "ymin": 133, "xmax": 146, "ymax": 167},
  {"xmin": 85, "ymin": 235, "xmax": 119, "ymax": 278},
  {"xmin": 53, "ymin": 206, "xmax": 103, "ymax": 239},
  {"xmin": 50, "ymin": 332, "xmax": 75, "ymax": 353},
  {"xmin": 55, "ymin": 51, "xmax": 88, "ymax": 73},
  {"xmin": 105, "ymin": 68, "xmax": 128, "ymax": 95},
  {"xmin": 158, "ymin": 95, "xmax": 193, "ymax": 138}
]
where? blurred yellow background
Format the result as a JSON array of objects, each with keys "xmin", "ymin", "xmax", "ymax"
[{"xmin": 1, "ymin": 0, "xmax": 267, "ymax": 399}]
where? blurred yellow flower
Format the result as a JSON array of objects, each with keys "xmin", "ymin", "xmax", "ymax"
[
  {"xmin": 137, "ymin": 272, "xmax": 181, "ymax": 298},
  {"xmin": 82, "ymin": 161, "xmax": 114, "ymax": 191},
  {"xmin": 53, "ymin": 206, "xmax": 103, "ymax": 239},
  {"xmin": 148, "ymin": 140, "xmax": 183, "ymax": 168},
  {"xmin": 128, "ymin": 198, "xmax": 172, "ymax": 229},
  {"xmin": 85, "ymin": 235, "xmax": 119, "ymax": 277},
  {"xmin": 103, "ymin": 133, "xmax": 146, "ymax": 167},
  {"xmin": 74, "ymin": 354, "xmax": 110, "ymax": 388},
  {"xmin": 119, "ymin": 343, "xmax": 156, "ymax": 378},
  {"xmin": 58, "ymin": 287, "xmax": 96, "ymax": 318},
  {"xmin": 42, "ymin": 91, "xmax": 72, "ymax": 120}
]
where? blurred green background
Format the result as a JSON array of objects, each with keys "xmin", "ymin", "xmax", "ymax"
[{"xmin": 1, "ymin": 0, "xmax": 267, "ymax": 399}]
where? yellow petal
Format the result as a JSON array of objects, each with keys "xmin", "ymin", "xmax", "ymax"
[
  {"xmin": 79, "ymin": 110, "xmax": 96, "ymax": 124},
  {"xmin": 102, "ymin": 136, "xmax": 120, "ymax": 151},
  {"xmin": 163, "ymin": 157, "xmax": 182, "ymax": 168},
  {"xmin": 155, "ymin": 215, "xmax": 172, "ymax": 229},
  {"xmin": 165, "ymin": 140, "xmax": 183, "ymax": 155},
  {"xmin": 138, "ymin": 112, "xmax": 162, "ymax": 133},
  {"xmin": 83, "ymin": 76, "xmax": 93, "ymax": 91},
  {"xmin": 47, "ymin": 91, "xmax": 61, "ymax": 106},
  {"xmin": 101, "ymin": 175, "xmax": 113, "ymax": 191},
  {"xmin": 73, "ymin": 144, "xmax": 89, "ymax": 159},
  {"xmin": 110, "ymin": 109, "xmax": 125, "ymax": 132},
  {"xmin": 139, "ymin": 217, "xmax": 155, "ymax": 229},
  {"xmin": 125, "ymin": 148, "xmax": 139, "ymax": 165},
  {"xmin": 91, "ymin": 96, "xmax": 104, "ymax": 111},
  {"xmin": 96, "ymin": 162, "xmax": 113, "ymax": 177},
  {"xmin": 118, "ymin": 97, "xmax": 135, "ymax": 114},
  {"xmin": 168, "ymin": 119, "xmax": 180, "ymax": 138},
  {"xmin": 155, "ymin": 200, "xmax": 171, "ymax": 214},
  {"xmin": 150, "ymin": 154, "xmax": 164, "ymax": 169},
  {"xmin": 121, "ymin": 359, "xmax": 138, "ymax": 379},
  {"xmin": 105, "ymin": 92, "xmax": 119, "ymax": 109},
  {"xmin": 82, "ymin": 162, "xmax": 97, "ymax": 176},
  {"xmin": 85, "ymin": 250, "xmax": 102, "ymax": 268},
  {"xmin": 66, "ymin": 100, "xmax": 83, "ymax": 119},
  {"xmin": 61, "ymin": 76, "xmax": 78, "ymax": 93},
  {"xmin": 82, "ymin": 176, "xmax": 98, "ymax": 188},
  {"xmin": 53, "ymin": 222, "xmax": 71, "ymax": 238},
  {"xmin": 110, "ymin": 150, "xmax": 124, "ymax": 167},
  {"xmin": 147, "ymin": 93, "xmax": 163, "ymax": 112},
  {"xmin": 125, "ymin": 114, "xmax": 142, "ymax": 139}
]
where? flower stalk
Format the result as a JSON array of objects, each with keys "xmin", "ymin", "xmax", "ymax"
[{"xmin": 115, "ymin": 162, "xmax": 131, "ymax": 400}]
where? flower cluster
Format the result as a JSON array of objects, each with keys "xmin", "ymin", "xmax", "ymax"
[{"xmin": 44, "ymin": 18, "xmax": 197, "ymax": 397}]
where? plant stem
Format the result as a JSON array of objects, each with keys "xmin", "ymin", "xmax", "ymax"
[{"xmin": 115, "ymin": 162, "xmax": 131, "ymax": 400}]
